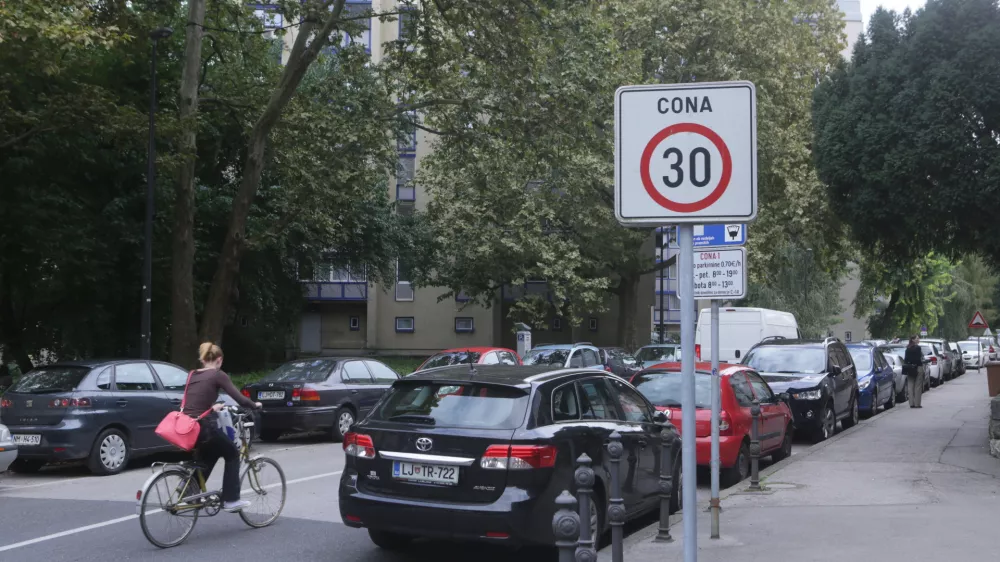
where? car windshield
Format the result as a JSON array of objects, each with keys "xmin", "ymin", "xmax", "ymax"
[
  {"xmin": 958, "ymin": 342, "xmax": 980, "ymax": 353},
  {"xmin": 260, "ymin": 359, "xmax": 337, "ymax": 382},
  {"xmin": 631, "ymin": 371, "xmax": 712, "ymax": 408},
  {"xmin": 522, "ymin": 349, "xmax": 569, "ymax": 366},
  {"xmin": 636, "ymin": 346, "xmax": 681, "ymax": 363},
  {"xmin": 420, "ymin": 351, "xmax": 482, "ymax": 370},
  {"xmin": 849, "ymin": 349, "xmax": 873, "ymax": 372},
  {"xmin": 374, "ymin": 382, "xmax": 529, "ymax": 429},
  {"xmin": 881, "ymin": 346, "xmax": 906, "ymax": 359},
  {"xmin": 742, "ymin": 346, "xmax": 826, "ymax": 374},
  {"xmin": 10, "ymin": 366, "xmax": 92, "ymax": 393}
]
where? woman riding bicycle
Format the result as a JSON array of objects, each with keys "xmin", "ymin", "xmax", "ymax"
[{"xmin": 183, "ymin": 342, "xmax": 261, "ymax": 512}]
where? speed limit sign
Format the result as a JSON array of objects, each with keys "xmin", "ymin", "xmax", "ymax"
[{"xmin": 615, "ymin": 82, "xmax": 757, "ymax": 225}]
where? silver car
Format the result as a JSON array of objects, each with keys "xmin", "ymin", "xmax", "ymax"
[
  {"xmin": 958, "ymin": 340, "xmax": 986, "ymax": 369},
  {"xmin": 880, "ymin": 352, "xmax": 907, "ymax": 402},
  {"xmin": 0, "ymin": 423, "xmax": 17, "ymax": 472}
]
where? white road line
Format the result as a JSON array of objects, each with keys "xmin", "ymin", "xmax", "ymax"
[
  {"xmin": 0, "ymin": 476, "xmax": 90, "ymax": 491},
  {"xmin": 0, "ymin": 470, "xmax": 343, "ymax": 553}
]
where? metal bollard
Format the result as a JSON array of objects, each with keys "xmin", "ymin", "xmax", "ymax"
[
  {"xmin": 656, "ymin": 422, "xmax": 678, "ymax": 542},
  {"xmin": 748, "ymin": 398, "xmax": 762, "ymax": 491},
  {"xmin": 553, "ymin": 491, "xmax": 580, "ymax": 562},
  {"xmin": 574, "ymin": 454, "xmax": 598, "ymax": 562},
  {"xmin": 606, "ymin": 432, "xmax": 626, "ymax": 562}
]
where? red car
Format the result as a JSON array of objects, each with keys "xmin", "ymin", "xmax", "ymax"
[
  {"xmin": 416, "ymin": 347, "xmax": 522, "ymax": 372},
  {"xmin": 629, "ymin": 361, "xmax": 794, "ymax": 487}
]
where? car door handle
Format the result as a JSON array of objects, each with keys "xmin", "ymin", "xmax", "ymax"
[
  {"xmin": 351, "ymin": 390, "xmax": 359, "ymax": 394},
  {"xmin": 116, "ymin": 399, "xmax": 128, "ymax": 407},
  {"xmin": 170, "ymin": 398, "xmax": 181, "ymax": 405}
]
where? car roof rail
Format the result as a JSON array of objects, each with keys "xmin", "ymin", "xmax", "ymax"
[
  {"xmin": 823, "ymin": 336, "xmax": 840, "ymax": 344},
  {"xmin": 759, "ymin": 335, "xmax": 786, "ymax": 342},
  {"xmin": 574, "ymin": 341, "xmax": 594, "ymax": 346}
]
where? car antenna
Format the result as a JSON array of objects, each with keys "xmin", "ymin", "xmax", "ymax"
[{"xmin": 468, "ymin": 353, "xmax": 477, "ymax": 377}]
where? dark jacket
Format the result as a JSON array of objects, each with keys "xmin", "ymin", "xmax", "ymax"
[
  {"xmin": 181, "ymin": 368, "xmax": 256, "ymax": 417},
  {"xmin": 904, "ymin": 344, "xmax": 923, "ymax": 376}
]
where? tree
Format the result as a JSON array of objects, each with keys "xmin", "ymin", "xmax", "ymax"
[
  {"xmin": 813, "ymin": 0, "xmax": 1000, "ymax": 267},
  {"xmin": 934, "ymin": 256, "xmax": 998, "ymax": 340},
  {"xmin": 396, "ymin": 0, "xmax": 850, "ymax": 348},
  {"xmin": 855, "ymin": 251, "xmax": 954, "ymax": 338}
]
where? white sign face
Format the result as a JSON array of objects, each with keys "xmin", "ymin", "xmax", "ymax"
[
  {"xmin": 615, "ymin": 82, "xmax": 757, "ymax": 225},
  {"xmin": 690, "ymin": 247, "xmax": 747, "ymax": 299}
]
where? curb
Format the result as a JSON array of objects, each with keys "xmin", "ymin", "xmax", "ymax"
[{"xmin": 601, "ymin": 400, "xmax": 908, "ymax": 555}]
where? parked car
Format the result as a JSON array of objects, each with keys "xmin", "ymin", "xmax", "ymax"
[
  {"xmin": 243, "ymin": 357, "xmax": 400, "ymax": 443},
  {"xmin": 947, "ymin": 342, "xmax": 967, "ymax": 376},
  {"xmin": 520, "ymin": 343, "xmax": 604, "ymax": 370},
  {"xmin": 629, "ymin": 361, "xmax": 793, "ymax": 487},
  {"xmin": 928, "ymin": 342, "xmax": 952, "ymax": 384},
  {"xmin": 695, "ymin": 307, "xmax": 799, "ymax": 362},
  {"xmin": 878, "ymin": 352, "xmax": 908, "ymax": 403},
  {"xmin": 847, "ymin": 345, "xmax": 897, "ymax": 417},
  {"xmin": 416, "ymin": 348, "xmax": 521, "ymax": 372},
  {"xmin": 958, "ymin": 340, "xmax": 986, "ymax": 369},
  {"xmin": 599, "ymin": 347, "xmax": 641, "ymax": 377},
  {"xmin": 881, "ymin": 343, "xmax": 934, "ymax": 391},
  {"xmin": 634, "ymin": 343, "xmax": 682, "ymax": 365},
  {"xmin": 973, "ymin": 336, "xmax": 998, "ymax": 361},
  {"xmin": 0, "ymin": 359, "xmax": 221, "ymax": 475},
  {"xmin": 741, "ymin": 338, "xmax": 859, "ymax": 443},
  {"xmin": 0, "ymin": 423, "xmax": 17, "ymax": 472},
  {"xmin": 338, "ymin": 365, "xmax": 681, "ymax": 549},
  {"xmin": 923, "ymin": 339, "xmax": 960, "ymax": 380}
]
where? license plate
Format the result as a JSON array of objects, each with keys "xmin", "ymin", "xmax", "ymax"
[
  {"xmin": 13, "ymin": 434, "xmax": 41, "ymax": 446},
  {"xmin": 258, "ymin": 391, "xmax": 285, "ymax": 400},
  {"xmin": 392, "ymin": 461, "xmax": 459, "ymax": 485}
]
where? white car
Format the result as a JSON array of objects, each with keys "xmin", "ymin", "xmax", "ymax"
[
  {"xmin": 0, "ymin": 423, "xmax": 17, "ymax": 472},
  {"xmin": 958, "ymin": 340, "xmax": 986, "ymax": 369},
  {"xmin": 882, "ymin": 344, "xmax": 936, "ymax": 391},
  {"xmin": 880, "ymin": 352, "xmax": 907, "ymax": 402}
]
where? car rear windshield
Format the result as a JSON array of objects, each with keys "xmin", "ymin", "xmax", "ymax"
[
  {"xmin": 10, "ymin": 366, "xmax": 92, "ymax": 393},
  {"xmin": 743, "ymin": 346, "xmax": 825, "ymax": 374},
  {"xmin": 260, "ymin": 359, "xmax": 337, "ymax": 382},
  {"xmin": 849, "ymin": 349, "xmax": 873, "ymax": 372},
  {"xmin": 522, "ymin": 349, "xmax": 569, "ymax": 366},
  {"xmin": 636, "ymin": 346, "xmax": 681, "ymax": 363},
  {"xmin": 631, "ymin": 371, "xmax": 712, "ymax": 408},
  {"xmin": 374, "ymin": 382, "xmax": 530, "ymax": 429},
  {"xmin": 958, "ymin": 342, "xmax": 980, "ymax": 353},
  {"xmin": 881, "ymin": 346, "xmax": 906, "ymax": 359},
  {"xmin": 420, "ymin": 351, "xmax": 482, "ymax": 370}
]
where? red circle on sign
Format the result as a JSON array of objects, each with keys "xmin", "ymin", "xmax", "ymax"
[{"xmin": 639, "ymin": 123, "xmax": 733, "ymax": 213}]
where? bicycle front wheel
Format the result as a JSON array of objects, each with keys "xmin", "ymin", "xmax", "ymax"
[
  {"xmin": 139, "ymin": 469, "xmax": 200, "ymax": 548},
  {"xmin": 239, "ymin": 456, "xmax": 286, "ymax": 528}
]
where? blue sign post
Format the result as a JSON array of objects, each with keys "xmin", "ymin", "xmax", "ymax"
[{"xmin": 693, "ymin": 224, "xmax": 746, "ymax": 248}]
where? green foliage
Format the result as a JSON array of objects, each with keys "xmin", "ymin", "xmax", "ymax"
[
  {"xmin": 856, "ymin": 251, "xmax": 954, "ymax": 338},
  {"xmin": 935, "ymin": 256, "xmax": 998, "ymax": 340},
  {"xmin": 813, "ymin": 0, "xmax": 1000, "ymax": 266}
]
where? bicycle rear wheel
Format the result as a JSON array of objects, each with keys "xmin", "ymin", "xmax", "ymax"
[
  {"xmin": 139, "ymin": 469, "xmax": 200, "ymax": 548},
  {"xmin": 239, "ymin": 456, "xmax": 286, "ymax": 528}
]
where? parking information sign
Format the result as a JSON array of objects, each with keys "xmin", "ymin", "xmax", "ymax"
[
  {"xmin": 691, "ymin": 248, "xmax": 747, "ymax": 299},
  {"xmin": 614, "ymin": 82, "xmax": 757, "ymax": 225},
  {"xmin": 693, "ymin": 223, "xmax": 746, "ymax": 247}
]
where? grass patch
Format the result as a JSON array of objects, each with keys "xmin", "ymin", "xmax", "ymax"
[
  {"xmin": 230, "ymin": 370, "xmax": 271, "ymax": 389},
  {"xmin": 381, "ymin": 356, "xmax": 426, "ymax": 376}
]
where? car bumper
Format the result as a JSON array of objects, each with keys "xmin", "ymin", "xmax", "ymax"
[
  {"xmin": 694, "ymin": 435, "xmax": 744, "ymax": 467},
  {"xmin": 1, "ymin": 419, "xmax": 99, "ymax": 461},
  {"xmin": 857, "ymin": 388, "xmax": 875, "ymax": 411},
  {"xmin": 339, "ymin": 473, "xmax": 551, "ymax": 545},
  {"xmin": 259, "ymin": 406, "xmax": 338, "ymax": 432},
  {"xmin": 0, "ymin": 445, "xmax": 17, "ymax": 472},
  {"xmin": 787, "ymin": 399, "xmax": 826, "ymax": 430}
]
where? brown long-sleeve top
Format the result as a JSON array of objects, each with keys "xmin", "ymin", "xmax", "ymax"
[{"xmin": 181, "ymin": 368, "xmax": 256, "ymax": 417}]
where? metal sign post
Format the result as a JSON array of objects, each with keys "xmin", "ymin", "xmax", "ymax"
[
  {"xmin": 710, "ymin": 300, "xmax": 721, "ymax": 538},
  {"xmin": 678, "ymin": 224, "xmax": 697, "ymax": 561}
]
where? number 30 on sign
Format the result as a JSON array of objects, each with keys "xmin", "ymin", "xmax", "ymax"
[{"xmin": 614, "ymin": 82, "xmax": 757, "ymax": 225}]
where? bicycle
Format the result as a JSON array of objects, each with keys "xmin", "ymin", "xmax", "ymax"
[{"xmin": 137, "ymin": 405, "xmax": 287, "ymax": 548}]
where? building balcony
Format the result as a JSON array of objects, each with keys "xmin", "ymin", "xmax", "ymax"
[{"xmin": 302, "ymin": 281, "xmax": 368, "ymax": 301}]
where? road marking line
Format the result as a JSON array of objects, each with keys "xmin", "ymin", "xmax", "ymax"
[
  {"xmin": 0, "ymin": 470, "xmax": 343, "ymax": 552},
  {"xmin": 0, "ymin": 476, "xmax": 90, "ymax": 491}
]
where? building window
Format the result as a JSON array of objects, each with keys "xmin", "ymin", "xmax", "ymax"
[
  {"xmin": 845, "ymin": 331, "xmax": 852, "ymax": 342},
  {"xmin": 253, "ymin": 5, "xmax": 285, "ymax": 61},
  {"xmin": 239, "ymin": 315, "xmax": 249, "ymax": 328},
  {"xmin": 398, "ymin": 7, "xmax": 417, "ymax": 47},
  {"xmin": 395, "ymin": 317, "xmax": 415, "ymax": 333},
  {"xmin": 589, "ymin": 318, "xmax": 598, "ymax": 332},
  {"xmin": 552, "ymin": 317, "xmax": 562, "ymax": 332},
  {"xmin": 349, "ymin": 316, "xmax": 360, "ymax": 331},
  {"xmin": 455, "ymin": 290, "xmax": 471, "ymax": 302},
  {"xmin": 396, "ymin": 155, "xmax": 416, "ymax": 201},
  {"xmin": 395, "ymin": 259, "xmax": 414, "ymax": 301},
  {"xmin": 339, "ymin": 1, "xmax": 372, "ymax": 53},
  {"xmin": 398, "ymin": 110, "xmax": 417, "ymax": 153},
  {"xmin": 455, "ymin": 317, "xmax": 474, "ymax": 333}
]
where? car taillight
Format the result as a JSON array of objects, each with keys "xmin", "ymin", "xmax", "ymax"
[
  {"xmin": 48, "ymin": 398, "xmax": 91, "ymax": 408},
  {"xmin": 300, "ymin": 389, "xmax": 321, "ymax": 401},
  {"xmin": 343, "ymin": 432, "xmax": 376, "ymax": 458},
  {"xmin": 930, "ymin": 357, "xmax": 938, "ymax": 365},
  {"xmin": 241, "ymin": 389, "xmax": 251, "ymax": 399},
  {"xmin": 695, "ymin": 344, "xmax": 702, "ymax": 360},
  {"xmin": 292, "ymin": 388, "xmax": 301, "ymax": 402},
  {"xmin": 991, "ymin": 346, "xmax": 995, "ymax": 353},
  {"xmin": 0, "ymin": 398, "xmax": 11, "ymax": 408},
  {"xmin": 719, "ymin": 412, "xmax": 732, "ymax": 435},
  {"xmin": 481, "ymin": 445, "xmax": 558, "ymax": 470}
]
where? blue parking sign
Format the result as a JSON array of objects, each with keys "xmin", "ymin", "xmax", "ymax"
[{"xmin": 693, "ymin": 224, "xmax": 746, "ymax": 248}]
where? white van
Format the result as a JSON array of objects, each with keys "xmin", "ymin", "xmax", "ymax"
[{"xmin": 695, "ymin": 307, "xmax": 799, "ymax": 362}]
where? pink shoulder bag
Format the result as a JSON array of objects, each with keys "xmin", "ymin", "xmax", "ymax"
[{"xmin": 155, "ymin": 370, "xmax": 213, "ymax": 451}]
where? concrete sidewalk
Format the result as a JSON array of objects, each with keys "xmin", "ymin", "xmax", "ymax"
[{"xmin": 605, "ymin": 368, "xmax": 1000, "ymax": 561}]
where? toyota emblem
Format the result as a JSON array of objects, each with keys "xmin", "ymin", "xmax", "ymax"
[{"xmin": 415, "ymin": 437, "xmax": 433, "ymax": 452}]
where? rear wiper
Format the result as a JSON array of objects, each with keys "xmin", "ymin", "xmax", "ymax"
[
  {"xmin": 24, "ymin": 387, "xmax": 67, "ymax": 394},
  {"xmin": 387, "ymin": 414, "xmax": 437, "ymax": 425}
]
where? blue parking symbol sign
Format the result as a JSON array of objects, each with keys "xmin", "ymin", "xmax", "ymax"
[{"xmin": 693, "ymin": 224, "xmax": 746, "ymax": 247}]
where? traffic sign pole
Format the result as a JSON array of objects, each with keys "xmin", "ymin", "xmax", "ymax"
[
  {"xmin": 710, "ymin": 300, "xmax": 720, "ymax": 539},
  {"xmin": 678, "ymin": 224, "xmax": 697, "ymax": 562}
]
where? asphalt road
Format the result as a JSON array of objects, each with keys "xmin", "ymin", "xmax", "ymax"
[{"xmin": 0, "ymin": 430, "xmax": 815, "ymax": 562}]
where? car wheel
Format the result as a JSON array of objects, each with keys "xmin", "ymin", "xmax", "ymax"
[
  {"xmin": 841, "ymin": 397, "xmax": 859, "ymax": 430},
  {"xmin": 885, "ymin": 386, "xmax": 895, "ymax": 410},
  {"xmin": 897, "ymin": 383, "xmax": 908, "ymax": 404},
  {"xmin": 9, "ymin": 458, "xmax": 45, "ymax": 474},
  {"xmin": 864, "ymin": 388, "xmax": 878, "ymax": 418},
  {"xmin": 812, "ymin": 405, "xmax": 836, "ymax": 443},
  {"xmin": 669, "ymin": 460, "xmax": 682, "ymax": 514},
  {"xmin": 771, "ymin": 425, "xmax": 793, "ymax": 462},
  {"xmin": 367, "ymin": 529, "xmax": 412, "ymax": 550},
  {"xmin": 722, "ymin": 441, "xmax": 750, "ymax": 487},
  {"xmin": 87, "ymin": 428, "xmax": 130, "ymax": 476},
  {"xmin": 331, "ymin": 407, "xmax": 355, "ymax": 442},
  {"xmin": 589, "ymin": 496, "xmax": 604, "ymax": 549},
  {"xmin": 260, "ymin": 429, "xmax": 283, "ymax": 443}
]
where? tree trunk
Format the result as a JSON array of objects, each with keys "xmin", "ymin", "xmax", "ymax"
[
  {"xmin": 169, "ymin": 0, "xmax": 207, "ymax": 369},
  {"xmin": 0, "ymin": 274, "xmax": 33, "ymax": 375},
  {"xmin": 199, "ymin": 1, "xmax": 348, "ymax": 343},
  {"xmin": 616, "ymin": 275, "xmax": 640, "ymax": 351}
]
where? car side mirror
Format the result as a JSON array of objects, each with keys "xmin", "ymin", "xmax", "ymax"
[
  {"xmin": 777, "ymin": 392, "xmax": 790, "ymax": 403},
  {"xmin": 653, "ymin": 411, "xmax": 669, "ymax": 424},
  {"xmin": 735, "ymin": 350, "xmax": 741, "ymax": 359},
  {"xmin": 829, "ymin": 365, "xmax": 841, "ymax": 375}
]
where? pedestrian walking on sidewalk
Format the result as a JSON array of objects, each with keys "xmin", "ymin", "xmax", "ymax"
[{"xmin": 904, "ymin": 336, "xmax": 924, "ymax": 408}]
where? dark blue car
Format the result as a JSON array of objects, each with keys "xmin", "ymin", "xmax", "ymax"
[{"xmin": 847, "ymin": 345, "xmax": 897, "ymax": 416}]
